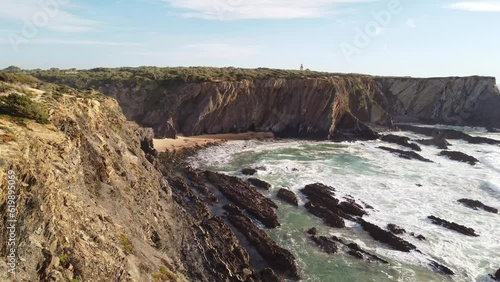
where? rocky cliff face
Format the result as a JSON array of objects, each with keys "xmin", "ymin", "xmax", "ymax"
[
  {"xmin": 374, "ymin": 76, "xmax": 500, "ymax": 127},
  {"xmin": 0, "ymin": 81, "xmax": 285, "ymax": 281},
  {"xmin": 36, "ymin": 72, "xmax": 500, "ymax": 139}
]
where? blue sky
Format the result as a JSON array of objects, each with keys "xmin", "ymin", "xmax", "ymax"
[{"xmin": 0, "ymin": 0, "xmax": 499, "ymax": 79}]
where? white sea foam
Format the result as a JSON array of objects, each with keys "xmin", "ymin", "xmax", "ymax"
[{"xmin": 190, "ymin": 126, "xmax": 500, "ymax": 282}]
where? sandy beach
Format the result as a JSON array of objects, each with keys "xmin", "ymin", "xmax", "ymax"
[{"xmin": 153, "ymin": 131, "xmax": 274, "ymax": 152}]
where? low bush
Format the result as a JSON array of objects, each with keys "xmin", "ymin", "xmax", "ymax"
[{"xmin": 0, "ymin": 93, "xmax": 49, "ymax": 124}]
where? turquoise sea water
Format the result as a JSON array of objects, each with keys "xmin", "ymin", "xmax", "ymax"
[{"xmin": 190, "ymin": 126, "xmax": 500, "ymax": 282}]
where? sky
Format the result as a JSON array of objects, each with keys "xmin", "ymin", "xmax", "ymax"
[{"xmin": 0, "ymin": 0, "xmax": 499, "ymax": 79}]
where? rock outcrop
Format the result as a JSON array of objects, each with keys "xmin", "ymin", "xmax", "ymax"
[
  {"xmin": 224, "ymin": 204, "xmax": 300, "ymax": 279},
  {"xmin": 416, "ymin": 137, "xmax": 450, "ymax": 149},
  {"xmin": 378, "ymin": 146, "xmax": 433, "ymax": 162},
  {"xmin": 439, "ymin": 151, "xmax": 479, "ymax": 165},
  {"xmin": 358, "ymin": 220, "xmax": 417, "ymax": 252},
  {"xmin": 381, "ymin": 134, "xmax": 421, "ymax": 151},
  {"xmin": 398, "ymin": 125, "xmax": 500, "ymax": 145},
  {"xmin": 277, "ymin": 189, "xmax": 299, "ymax": 206},
  {"xmin": 457, "ymin": 199, "xmax": 498, "ymax": 214},
  {"xmin": 427, "ymin": 216, "xmax": 479, "ymax": 237},
  {"xmin": 248, "ymin": 178, "xmax": 272, "ymax": 191}
]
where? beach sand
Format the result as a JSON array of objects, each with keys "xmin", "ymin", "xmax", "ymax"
[{"xmin": 153, "ymin": 132, "xmax": 274, "ymax": 152}]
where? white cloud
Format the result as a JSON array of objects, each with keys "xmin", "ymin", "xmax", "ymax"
[
  {"xmin": 448, "ymin": 1, "xmax": 500, "ymax": 12},
  {"xmin": 164, "ymin": 0, "xmax": 378, "ymax": 20},
  {"xmin": 375, "ymin": 27, "xmax": 384, "ymax": 36},
  {"xmin": 0, "ymin": 0, "xmax": 98, "ymax": 32},
  {"xmin": 406, "ymin": 18, "xmax": 416, "ymax": 28}
]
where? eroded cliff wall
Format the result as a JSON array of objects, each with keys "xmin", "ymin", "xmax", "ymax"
[{"xmin": 34, "ymin": 71, "xmax": 500, "ymax": 139}]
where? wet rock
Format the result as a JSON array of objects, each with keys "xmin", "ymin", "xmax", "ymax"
[
  {"xmin": 224, "ymin": 204, "xmax": 300, "ymax": 279},
  {"xmin": 310, "ymin": 236, "xmax": 339, "ymax": 254},
  {"xmin": 427, "ymin": 216, "xmax": 479, "ymax": 237},
  {"xmin": 378, "ymin": 146, "xmax": 433, "ymax": 162},
  {"xmin": 387, "ymin": 224, "xmax": 406, "ymax": 235},
  {"xmin": 413, "ymin": 234, "xmax": 426, "ymax": 241},
  {"xmin": 258, "ymin": 268, "xmax": 284, "ymax": 282},
  {"xmin": 338, "ymin": 200, "xmax": 367, "ymax": 217},
  {"xmin": 458, "ymin": 199, "xmax": 498, "ymax": 213},
  {"xmin": 301, "ymin": 183, "xmax": 339, "ymax": 207},
  {"xmin": 304, "ymin": 201, "xmax": 346, "ymax": 228},
  {"xmin": 358, "ymin": 219, "xmax": 417, "ymax": 252},
  {"xmin": 347, "ymin": 250, "xmax": 364, "ymax": 259},
  {"xmin": 429, "ymin": 260, "xmax": 454, "ymax": 275},
  {"xmin": 439, "ymin": 151, "xmax": 479, "ymax": 165},
  {"xmin": 346, "ymin": 243, "xmax": 388, "ymax": 264},
  {"xmin": 277, "ymin": 188, "xmax": 299, "ymax": 206},
  {"xmin": 416, "ymin": 137, "xmax": 450, "ymax": 150},
  {"xmin": 398, "ymin": 125, "xmax": 500, "ymax": 145},
  {"xmin": 241, "ymin": 168, "xmax": 257, "ymax": 175},
  {"xmin": 495, "ymin": 268, "xmax": 500, "ymax": 280},
  {"xmin": 204, "ymin": 171, "xmax": 279, "ymax": 228},
  {"xmin": 248, "ymin": 178, "xmax": 272, "ymax": 190},
  {"xmin": 381, "ymin": 134, "xmax": 421, "ymax": 151},
  {"xmin": 307, "ymin": 228, "xmax": 318, "ymax": 235}
]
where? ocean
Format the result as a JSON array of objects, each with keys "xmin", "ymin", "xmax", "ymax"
[{"xmin": 189, "ymin": 125, "xmax": 500, "ymax": 282}]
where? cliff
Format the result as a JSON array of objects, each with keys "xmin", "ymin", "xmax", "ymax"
[
  {"xmin": 31, "ymin": 68, "xmax": 500, "ymax": 139},
  {"xmin": 0, "ymin": 78, "xmax": 280, "ymax": 281}
]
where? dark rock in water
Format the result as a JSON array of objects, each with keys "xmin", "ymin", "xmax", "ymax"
[
  {"xmin": 304, "ymin": 201, "xmax": 346, "ymax": 228},
  {"xmin": 310, "ymin": 236, "xmax": 339, "ymax": 254},
  {"xmin": 429, "ymin": 260, "xmax": 455, "ymax": 275},
  {"xmin": 346, "ymin": 242, "xmax": 389, "ymax": 264},
  {"xmin": 428, "ymin": 216, "xmax": 479, "ymax": 237},
  {"xmin": 439, "ymin": 151, "xmax": 479, "ymax": 165},
  {"xmin": 359, "ymin": 220, "xmax": 417, "ymax": 252},
  {"xmin": 301, "ymin": 183, "xmax": 338, "ymax": 207},
  {"xmin": 241, "ymin": 168, "xmax": 257, "ymax": 175},
  {"xmin": 458, "ymin": 199, "xmax": 498, "ymax": 213},
  {"xmin": 416, "ymin": 184, "xmax": 423, "ymax": 187},
  {"xmin": 416, "ymin": 137, "xmax": 451, "ymax": 150},
  {"xmin": 495, "ymin": 268, "xmax": 500, "ymax": 280},
  {"xmin": 224, "ymin": 204, "xmax": 300, "ymax": 279},
  {"xmin": 398, "ymin": 125, "xmax": 500, "ymax": 145},
  {"xmin": 333, "ymin": 112, "xmax": 380, "ymax": 142},
  {"xmin": 381, "ymin": 134, "xmax": 421, "ymax": 151},
  {"xmin": 387, "ymin": 224, "xmax": 406, "ymax": 235},
  {"xmin": 248, "ymin": 178, "xmax": 272, "ymax": 190},
  {"xmin": 378, "ymin": 146, "xmax": 433, "ymax": 162},
  {"xmin": 415, "ymin": 234, "xmax": 426, "ymax": 241},
  {"xmin": 277, "ymin": 188, "xmax": 299, "ymax": 206},
  {"xmin": 204, "ymin": 171, "xmax": 279, "ymax": 228},
  {"xmin": 338, "ymin": 199, "xmax": 368, "ymax": 217},
  {"xmin": 307, "ymin": 227, "xmax": 318, "ymax": 235},
  {"xmin": 486, "ymin": 127, "xmax": 499, "ymax": 133},
  {"xmin": 259, "ymin": 268, "xmax": 284, "ymax": 282},
  {"xmin": 347, "ymin": 250, "xmax": 364, "ymax": 259}
]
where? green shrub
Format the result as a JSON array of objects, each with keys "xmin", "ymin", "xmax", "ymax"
[
  {"xmin": 152, "ymin": 266, "xmax": 177, "ymax": 281},
  {"xmin": 0, "ymin": 93, "xmax": 49, "ymax": 124},
  {"xmin": 118, "ymin": 234, "xmax": 133, "ymax": 255}
]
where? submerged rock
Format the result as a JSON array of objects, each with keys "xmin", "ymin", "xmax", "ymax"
[
  {"xmin": 387, "ymin": 224, "xmax": 406, "ymax": 235},
  {"xmin": 496, "ymin": 268, "xmax": 500, "ymax": 280},
  {"xmin": 241, "ymin": 168, "xmax": 258, "ymax": 175},
  {"xmin": 378, "ymin": 146, "xmax": 433, "ymax": 162},
  {"xmin": 416, "ymin": 137, "xmax": 450, "ymax": 150},
  {"xmin": 277, "ymin": 188, "xmax": 299, "ymax": 206},
  {"xmin": 358, "ymin": 220, "xmax": 417, "ymax": 252},
  {"xmin": 307, "ymin": 228, "xmax": 318, "ymax": 235},
  {"xmin": 310, "ymin": 236, "xmax": 339, "ymax": 254},
  {"xmin": 248, "ymin": 178, "xmax": 272, "ymax": 190},
  {"xmin": 439, "ymin": 151, "xmax": 479, "ymax": 165},
  {"xmin": 429, "ymin": 260, "xmax": 455, "ymax": 275},
  {"xmin": 458, "ymin": 199, "xmax": 498, "ymax": 213},
  {"xmin": 427, "ymin": 216, "xmax": 479, "ymax": 237},
  {"xmin": 304, "ymin": 201, "xmax": 346, "ymax": 228},
  {"xmin": 381, "ymin": 134, "xmax": 421, "ymax": 151},
  {"xmin": 398, "ymin": 125, "xmax": 500, "ymax": 145},
  {"xmin": 346, "ymin": 242, "xmax": 388, "ymax": 264},
  {"xmin": 224, "ymin": 204, "xmax": 300, "ymax": 279}
]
